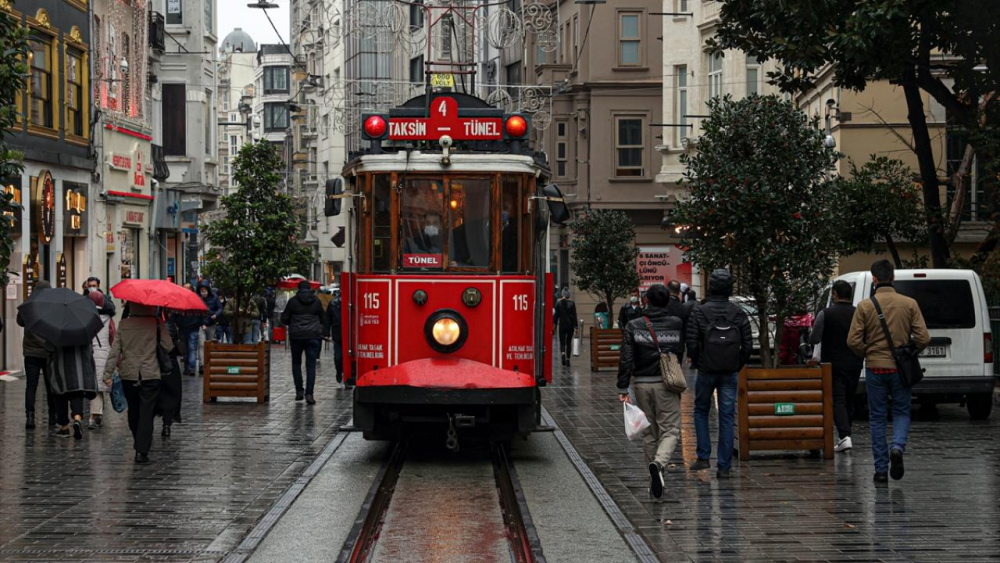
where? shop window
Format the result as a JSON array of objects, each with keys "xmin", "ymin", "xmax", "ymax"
[
  {"xmin": 615, "ymin": 116, "xmax": 644, "ymax": 177},
  {"xmin": 162, "ymin": 84, "xmax": 187, "ymax": 155},
  {"xmin": 28, "ymin": 36, "xmax": 54, "ymax": 130}
]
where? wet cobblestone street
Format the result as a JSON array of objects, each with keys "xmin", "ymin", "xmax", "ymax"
[
  {"xmin": 543, "ymin": 339, "xmax": 1000, "ymax": 562},
  {"xmin": 0, "ymin": 347, "xmax": 351, "ymax": 562}
]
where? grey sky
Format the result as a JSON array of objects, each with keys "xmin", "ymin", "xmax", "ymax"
[{"xmin": 217, "ymin": 0, "xmax": 290, "ymax": 48}]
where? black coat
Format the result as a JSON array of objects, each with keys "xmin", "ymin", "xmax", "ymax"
[
  {"xmin": 618, "ymin": 303, "xmax": 644, "ymax": 327},
  {"xmin": 280, "ymin": 289, "xmax": 327, "ymax": 340},
  {"xmin": 553, "ymin": 298, "xmax": 577, "ymax": 331},
  {"xmin": 617, "ymin": 305, "xmax": 686, "ymax": 391},
  {"xmin": 685, "ymin": 296, "xmax": 753, "ymax": 373},
  {"xmin": 326, "ymin": 299, "xmax": 342, "ymax": 343}
]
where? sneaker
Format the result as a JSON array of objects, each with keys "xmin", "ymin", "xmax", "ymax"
[
  {"xmin": 648, "ymin": 463, "xmax": 664, "ymax": 499},
  {"xmin": 889, "ymin": 448, "xmax": 904, "ymax": 480},
  {"xmin": 716, "ymin": 468, "xmax": 731, "ymax": 479},
  {"xmin": 689, "ymin": 459, "xmax": 711, "ymax": 471},
  {"xmin": 834, "ymin": 436, "xmax": 853, "ymax": 452},
  {"xmin": 73, "ymin": 421, "xmax": 83, "ymax": 440},
  {"xmin": 873, "ymin": 472, "xmax": 889, "ymax": 484},
  {"xmin": 55, "ymin": 427, "xmax": 71, "ymax": 439}
]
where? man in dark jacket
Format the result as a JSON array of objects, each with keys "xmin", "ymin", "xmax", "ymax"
[
  {"xmin": 617, "ymin": 284, "xmax": 685, "ymax": 499},
  {"xmin": 685, "ymin": 269, "xmax": 753, "ymax": 479},
  {"xmin": 281, "ymin": 280, "xmax": 327, "ymax": 404},
  {"xmin": 198, "ymin": 282, "xmax": 223, "ymax": 341},
  {"xmin": 808, "ymin": 280, "xmax": 864, "ymax": 453},
  {"xmin": 553, "ymin": 288, "xmax": 577, "ymax": 367},
  {"xmin": 618, "ymin": 290, "xmax": 644, "ymax": 328},
  {"xmin": 325, "ymin": 286, "xmax": 343, "ymax": 384},
  {"xmin": 18, "ymin": 280, "xmax": 57, "ymax": 430},
  {"xmin": 173, "ymin": 284, "xmax": 205, "ymax": 376},
  {"xmin": 666, "ymin": 280, "xmax": 690, "ymax": 361}
]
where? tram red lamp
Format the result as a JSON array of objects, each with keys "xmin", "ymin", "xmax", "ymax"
[
  {"xmin": 504, "ymin": 114, "xmax": 528, "ymax": 139},
  {"xmin": 362, "ymin": 114, "xmax": 388, "ymax": 139}
]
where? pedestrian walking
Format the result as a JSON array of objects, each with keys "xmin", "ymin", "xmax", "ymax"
[
  {"xmin": 685, "ymin": 268, "xmax": 753, "ymax": 479},
  {"xmin": 252, "ymin": 293, "xmax": 268, "ymax": 344},
  {"xmin": 84, "ymin": 276, "xmax": 117, "ymax": 317},
  {"xmin": 223, "ymin": 295, "xmax": 259, "ymax": 344},
  {"xmin": 618, "ymin": 289, "xmax": 644, "ymax": 328},
  {"xmin": 265, "ymin": 289, "xmax": 277, "ymax": 341},
  {"xmin": 198, "ymin": 282, "xmax": 223, "ymax": 367},
  {"xmin": 617, "ymin": 284, "xmax": 685, "ymax": 499},
  {"xmin": 553, "ymin": 288, "xmax": 577, "ymax": 367},
  {"xmin": 88, "ymin": 291, "xmax": 115, "ymax": 429},
  {"xmin": 325, "ymin": 285, "xmax": 344, "ymax": 385},
  {"xmin": 847, "ymin": 260, "xmax": 930, "ymax": 483},
  {"xmin": 49, "ymin": 338, "xmax": 99, "ymax": 439},
  {"xmin": 156, "ymin": 309, "xmax": 183, "ymax": 438},
  {"xmin": 17, "ymin": 280, "xmax": 56, "ymax": 431},
  {"xmin": 173, "ymin": 298, "xmax": 204, "ymax": 376},
  {"xmin": 808, "ymin": 280, "xmax": 865, "ymax": 452},
  {"xmin": 102, "ymin": 303, "xmax": 173, "ymax": 463},
  {"xmin": 280, "ymin": 280, "xmax": 327, "ymax": 404}
]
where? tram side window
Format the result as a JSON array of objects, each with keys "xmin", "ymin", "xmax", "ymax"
[
  {"xmin": 372, "ymin": 175, "xmax": 392, "ymax": 272},
  {"xmin": 449, "ymin": 179, "xmax": 491, "ymax": 269},
  {"xmin": 401, "ymin": 179, "xmax": 446, "ymax": 270},
  {"xmin": 501, "ymin": 176, "xmax": 520, "ymax": 273}
]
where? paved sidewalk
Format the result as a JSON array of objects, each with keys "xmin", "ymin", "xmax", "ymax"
[
  {"xmin": 0, "ymin": 346, "xmax": 351, "ymax": 563},
  {"xmin": 544, "ymin": 338, "xmax": 1000, "ymax": 562}
]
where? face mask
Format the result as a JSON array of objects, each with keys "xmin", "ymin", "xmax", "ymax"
[
  {"xmin": 630, "ymin": 297, "xmax": 638, "ymax": 305},
  {"xmin": 424, "ymin": 225, "xmax": 439, "ymax": 237}
]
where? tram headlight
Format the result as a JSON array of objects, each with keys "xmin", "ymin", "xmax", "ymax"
[
  {"xmin": 424, "ymin": 310, "xmax": 469, "ymax": 353},
  {"xmin": 432, "ymin": 318, "xmax": 461, "ymax": 346}
]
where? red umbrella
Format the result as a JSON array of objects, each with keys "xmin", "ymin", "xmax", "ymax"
[{"xmin": 109, "ymin": 279, "xmax": 208, "ymax": 313}]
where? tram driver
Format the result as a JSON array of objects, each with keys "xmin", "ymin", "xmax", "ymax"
[{"xmin": 404, "ymin": 211, "xmax": 445, "ymax": 255}]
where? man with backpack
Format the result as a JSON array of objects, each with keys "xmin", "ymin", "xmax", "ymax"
[{"xmin": 685, "ymin": 268, "xmax": 753, "ymax": 478}]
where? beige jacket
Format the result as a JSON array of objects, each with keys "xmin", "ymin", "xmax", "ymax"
[
  {"xmin": 847, "ymin": 286, "xmax": 931, "ymax": 369},
  {"xmin": 102, "ymin": 313, "xmax": 173, "ymax": 382}
]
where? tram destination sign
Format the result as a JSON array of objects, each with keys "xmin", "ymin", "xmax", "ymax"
[{"xmin": 375, "ymin": 96, "xmax": 506, "ymax": 142}]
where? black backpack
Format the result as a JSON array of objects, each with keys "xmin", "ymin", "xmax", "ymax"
[{"xmin": 699, "ymin": 305, "xmax": 743, "ymax": 374}]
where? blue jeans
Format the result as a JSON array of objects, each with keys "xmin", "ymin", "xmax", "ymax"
[
  {"xmin": 866, "ymin": 369, "xmax": 911, "ymax": 473},
  {"xmin": 251, "ymin": 320, "xmax": 262, "ymax": 343},
  {"xmin": 183, "ymin": 330, "xmax": 199, "ymax": 373},
  {"xmin": 694, "ymin": 372, "xmax": 739, "ymax": 470},
  {"xmin": 290, "ymin": 338, "xmax": 322, "ymax": 395}
]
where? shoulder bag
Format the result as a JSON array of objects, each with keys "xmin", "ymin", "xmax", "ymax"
[
  {"xmin": 870, "ymin": 297, "xmax": 924, "ymax": 387},
  {"xmin": 643, "ymin": 317, "xmax": 687, "ymax": 394}
]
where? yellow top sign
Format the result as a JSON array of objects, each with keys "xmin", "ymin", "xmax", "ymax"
[{"xmin": 430, "ymin": 74, "xmax": 455, "ymax": 88}]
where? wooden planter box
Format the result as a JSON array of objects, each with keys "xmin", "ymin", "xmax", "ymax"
[
  {"xmin": 737, "ymin": 364, "xmax": 834, "ymax": 460},
  {"xmin": 590, "ymin": 327, "xmax": 623, "ymax": 372},
  {"xmin": 203, "ymin": 341, "xmax": 270, "ymax": 403}
]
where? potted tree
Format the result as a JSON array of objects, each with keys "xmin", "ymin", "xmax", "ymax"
[{"xmin": 201, "ymin": 141, "xmax": 313, "ymax": 402}]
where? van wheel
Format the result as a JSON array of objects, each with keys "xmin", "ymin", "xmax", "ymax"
[
  {"xmin": 854, "ymin": 394, "xmax": 869, "ymax": 420},
  {"xmin": 967, "ymin": 393, "xmax": 993, "ymax": 420}
]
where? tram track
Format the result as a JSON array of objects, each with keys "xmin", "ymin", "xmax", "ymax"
[{"xmin": 337, "ymin": 442, "xmax": 545, "ymax": 563}]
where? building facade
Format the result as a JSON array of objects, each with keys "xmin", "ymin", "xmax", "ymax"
[{"xmin": 217, "ymin": 28, "xmax": 257, "ymax": 196}]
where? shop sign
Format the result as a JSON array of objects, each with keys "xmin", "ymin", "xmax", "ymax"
[
  {"xmin": 22, "ymin": 254, "xmax": 40, "ymax": 300},
  {"xmin": 109, "ymin": 153, "xmax": 132, "ymax": 172},
  {"xmin": 56, "ymin": 253, "xmax": 67, "ymax": 288},
  {"xmin": 3, "ymin": 182, "xmax": 22, "ymax": 232},
  {"xmin": 64, "ymin": 185, "xmax": 88, "ymax": 236},
  {"xmin": 636, "ymin": 246, "xmax": 691, "ymax": 292},
  {"xmin": 105, "ymin": 230, "xmax": 116, "ymax": 253},
  {"xmin": 133, "ymin": 146, "xmax": 147, "ymax": 191},
  {"xmin": 124, "ymin": 209, "xmax": 145, "ymax": 226},
  {"xmin": 33, "ymin": 170, "xmax": 56, "ymax": 243}
]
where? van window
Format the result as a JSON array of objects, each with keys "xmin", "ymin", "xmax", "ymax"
[{"xmin": 894, "ymin": 280, "xmax": 976, "ymax": 329}]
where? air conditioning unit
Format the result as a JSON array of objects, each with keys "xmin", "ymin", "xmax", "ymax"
[{"xmin": 149, "ymin": 12, "xmax": 165, "ymax": 52}]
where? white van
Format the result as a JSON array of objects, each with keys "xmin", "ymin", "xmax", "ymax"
[{"xmin": 830, "ymin": 269, "xmax": 995, "ymax": 419}]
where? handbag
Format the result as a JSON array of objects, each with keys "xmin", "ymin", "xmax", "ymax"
[
  {"xmin": 643, "ymin": 317, "xmax": 687, "ymax": 394},
  {"xmin": 870, "ymin": 297, "xmax": 924, "ymax": 387},
  {"xmin": 110, "ymin": 372, "xmax": 128, "ymax": 413},
  {"xmin": 572, "ymin": 334, "xmax": 581, "ymax": 356}
]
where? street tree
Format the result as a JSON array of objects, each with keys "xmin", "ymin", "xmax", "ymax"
[
  {"xmin": 203, "ymin": 141, "xmax": 313, "ymax": 342},
  {"xmin": 710, "ymin": 0, "xmax": 1000, "ymax": 268},
  {"xmin": 0, "ymin": 13, "xmax": 27, "ymax": 289},
  {"xmin": 838, "ymin": 156, "xmax": 927, "ymax": 268},
  {"xmin": 569, "ymin": 209, "xmax": 640, "ymax": 328},
  {"xmin": 672, "ymin": 95, "xmax": 840, "ymax": 367}
]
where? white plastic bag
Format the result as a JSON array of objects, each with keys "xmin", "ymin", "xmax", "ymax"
[
  {"xmin": 572, "ymin": 336, "xmax": 581, "ymax": 356},
  {"xmin": 623, "ymin": 402, "xmax": 650, "ymax": 441}
]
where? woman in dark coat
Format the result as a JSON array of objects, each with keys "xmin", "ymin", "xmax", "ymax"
[
  {"xmin": 48, "ymin": 337, "xmax": 98, "ymax": 439},
  {"xmin": 156, "ymin": 308, "xmax": 183, "ymax": 437}
]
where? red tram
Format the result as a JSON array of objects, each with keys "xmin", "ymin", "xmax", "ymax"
[{"xmin": 328, "ymin": 93, "xmax": 569, "ymax": 445}]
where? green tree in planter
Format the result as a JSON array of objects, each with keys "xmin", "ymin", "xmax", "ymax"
[
  {"xmin": 203, "ymin": 141, "xmax": 313, "ymax": 342},
  {"xmin": 569, "ymin": 209, "xmax": 641, "ymax": 328},
  {"xmin": 672, "ymin": 95, "xmax": 840, "ymax": 367},
  {"xmin": 0, "ymin": 13, "xmax": 27, "ymax": 289},
  {"xmin": 838, "ymin": 156, "xmax": 927, "ymax": 268}
]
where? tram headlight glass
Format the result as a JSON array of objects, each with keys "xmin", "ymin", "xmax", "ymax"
[{"xmin": 432, "ymin": 317, "xmax": 461, "ymax": 346}]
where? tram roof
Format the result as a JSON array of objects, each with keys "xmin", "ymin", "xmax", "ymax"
[{"xmin": 343, "ymin": 151, "xmax": 547, "ymax": 176}]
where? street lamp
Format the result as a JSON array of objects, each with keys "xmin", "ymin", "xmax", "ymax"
[{"xmin": 247, "ymin": 0, "xmax": 279, "ymax": 9}]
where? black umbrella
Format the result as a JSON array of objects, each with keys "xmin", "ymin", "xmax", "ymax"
[{"xmin": 17, "ymin": 287, "xmax": 104, "ymax": 346}]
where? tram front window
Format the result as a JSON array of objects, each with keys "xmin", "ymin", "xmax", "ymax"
[
  {"xmin": 448, "ymin": 179, "xmax": 490, "ymax": 269},
  {"xmin": 402, "ymin": 179, "xmax": 446, "ymax": 269}
]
